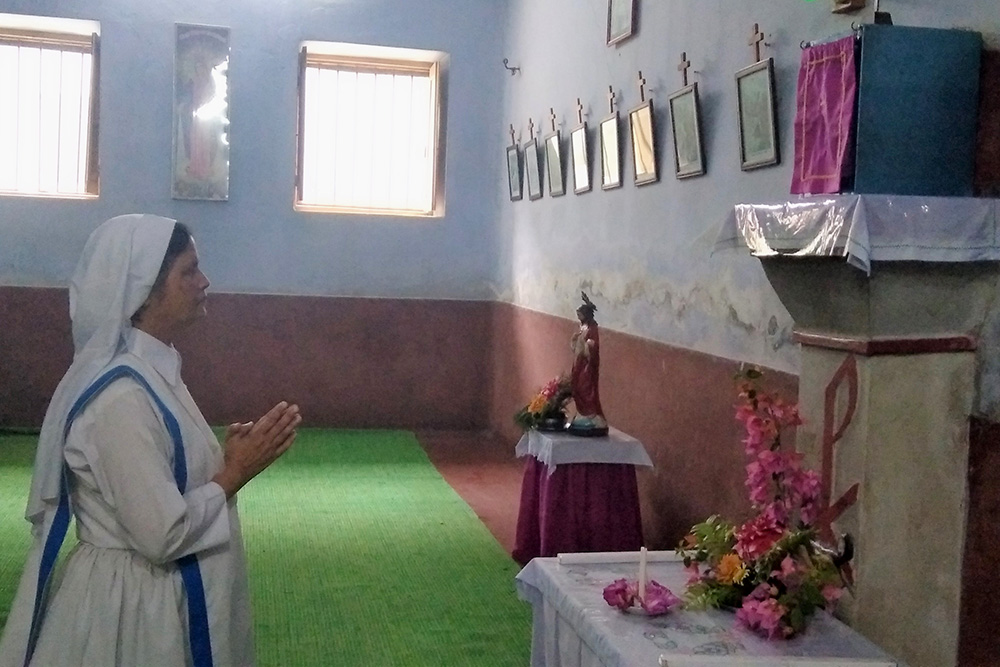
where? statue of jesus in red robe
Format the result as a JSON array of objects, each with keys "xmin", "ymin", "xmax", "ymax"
[{"xmin": 570, "ymin": 292, "xmax": 607, "ymax": 431}]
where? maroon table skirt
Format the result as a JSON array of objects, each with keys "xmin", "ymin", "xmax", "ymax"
[{"xmin": 512, "ymin": 456, "xmax": 644, "ymax": 566}]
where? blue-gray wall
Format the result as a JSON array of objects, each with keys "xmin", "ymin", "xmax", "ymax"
[
  {"xmin": 0, "ymin": 0, "xmax": 508, "ymax": 299},
  {"xmin": 498, "ymin": 0, "xmax": 1000, "ymax": 376},
  {"xmin": 2, "ymin": 0, "xmax": 998, "ymax": 379}
]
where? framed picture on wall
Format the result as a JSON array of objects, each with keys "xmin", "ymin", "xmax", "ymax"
[
  {"xmin": 524, "ymin": 138, "xmax": 543, "ymax": 200},
  {"xmin": 736, "ymin": 57, "xmax": 780, "ymax": 170},
  {"xmin": 628, "ymin": 101, "xmax": 658, "ymax": 185},
  {"xmin": 506, "ymin": 144, "xmax": 522, "ymax": 201},
  {"xmin": 571, "ymin": 123, "xmax": 591, "ymax": 194},
  {"xmin": 600, "ymin": 113, "xmax": 622, "ymax": 190},
  {"xmin": 172, "ymin": 23, "xmax": 231, "ymax": 200},
  {"xmin": 607, "ymin": 0, "xmax": 637, "ymax": 46},
  {"xmin": 668, "ymin": 83, "xmax": 706, "ymax": 179},
  {"xmin": 544, "ymin": 131, "xmax": 565, "ymax": 197}
]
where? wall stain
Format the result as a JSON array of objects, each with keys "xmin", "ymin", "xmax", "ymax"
[
  {"xmin": 510, "ymin": 264, "xmax": 798, "ymax": 373},
  {"xmin": 727, "ymin": 305, "xmax": 755, "ymax": 333}
]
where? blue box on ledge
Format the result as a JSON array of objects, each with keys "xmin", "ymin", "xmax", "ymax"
[{"xmin": 851, "ymin": 24, "xmax": 982, "ymax": 197}]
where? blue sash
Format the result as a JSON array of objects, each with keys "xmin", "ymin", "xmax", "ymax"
[{"xmin": 24, "ymin": 365, "xmax": 214, "ymax": 667}]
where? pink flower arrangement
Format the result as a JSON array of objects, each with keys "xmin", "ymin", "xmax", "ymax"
[
  {"xmin": 677, "ymin": 368, "xmax": 850, "ymax": 639},
  {"xmin": 602, "ymin": 578, "xmax": 681, "ymax": 616}
]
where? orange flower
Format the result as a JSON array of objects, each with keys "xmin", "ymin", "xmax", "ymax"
[
  {"xmin": 716, "ymin": 553, "xmax": 748, "ymax": 585},
  {"xmin": 527, "ymin": 394, "xmax": 548, "ymax": 414}
]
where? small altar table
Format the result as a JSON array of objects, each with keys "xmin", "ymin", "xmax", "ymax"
[
  {"xmin": 512, "ymin": 428, "xmax": 654, "ymax": 566},
  {"xmin": 515, "ymin": 554, "xmax": 901, "ymax": 667}
]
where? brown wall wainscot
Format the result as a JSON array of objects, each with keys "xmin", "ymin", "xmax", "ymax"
[
  {"xmin": 0, "ymin": 286, "xmax": 73, "ymax": 426},
  {"xmin": 0, "ymin": 287, "xmax": 493, "ymax": 430},
  {"xmin": 174, "ymin": 293, "xmax": 493, "ymax": 430}
]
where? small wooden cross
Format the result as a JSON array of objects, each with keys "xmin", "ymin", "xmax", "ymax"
[
  {"xmin": 637, "ymin": 71, "xmax": 646, "ymax": 103},
  {"xmin": 550, "ymin": 107, "xmax": 557, "ymax": 133},
  {"xmin": 528, "ymin": 117, "xmax": 535, "ymax": 141},
  {"xmin": 509, "ymin": 124, "xmax": 516, "ymax": 146},
  {"xmin": 677, "ymin": 53, "xmax": 691, "ymax": 87},
  {"xmin": 749, "ymin": 23, "xmax": 765, "ymax": 62},
  {"xmin": 576, "ymin": 98, "xmax": 584, "ymax": 125},
  {"xmin": 607, "ymin": 85, "xmax": 616, "ymax": 114}
]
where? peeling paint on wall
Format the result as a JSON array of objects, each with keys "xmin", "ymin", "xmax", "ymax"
[{"xmin": 504, "ymin": 256, "xmax": 799, "ymax": 375}]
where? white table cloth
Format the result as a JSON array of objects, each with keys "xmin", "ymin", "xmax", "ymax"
[
  {"xmin": 515, "ymin": 555, "xmax": 902, "ymax": 667},
  {"xmin": 515, "ymin": 427, "xmax": 654, "ymax": 471},
  {"xmin": 714, "ymin": 194, "xmax": 1000, "ymax": 275}
]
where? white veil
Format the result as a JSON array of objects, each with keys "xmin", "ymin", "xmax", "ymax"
[{"xmin": 26, "ymin": 213, "xmax": 177, "ymax": 524}]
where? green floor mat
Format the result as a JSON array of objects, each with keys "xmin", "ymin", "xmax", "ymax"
[{"xmin": 0, "ymin": 429, "xmax": 530, "ymax": 666}]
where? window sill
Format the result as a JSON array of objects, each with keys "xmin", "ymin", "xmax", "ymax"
[
  {"xmin": 0, "ymin": 190, "xmax": 99, "ymax": 201},
  {"xmin": 294, "ymin": 202, "xmax": 443, "ymax": 219}
]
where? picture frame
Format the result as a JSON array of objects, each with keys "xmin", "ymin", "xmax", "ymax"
[
  {"xmin": 571, "ymin": 123, "xmax": 591, "ymax": 194},
  {"xmin": 506, "ymin": 144, "xmax": 522, "ymax": 201},
  {"xmin": 607, "ymin": 0, "xmax": 637, "ymax": 46},
  {"xmin": 544, "ymin": 131, "xmax": 566, "ymax": 197},
  {"xmin": 172, "ymin": 23, "xmax": 231, "ymax": 200},
  {"xmin": 524, "ymin": 138, "xmax": 543, "ymax": 201},
  {"xmin": 628, "ymin": 101, "xmax": 658, "ymax": 185},
  {"xmin": 600, "ymin": 113, "xmax": 622, "ymax": 190},
  {"xmin": 667, "ymin": 83, "xmax": 706, "ymax": 179},
  {"xmin": 736, "ymin": 57, "xmax": 780, "ymax": 170}
]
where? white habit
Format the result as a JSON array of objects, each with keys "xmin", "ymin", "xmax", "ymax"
[{"xmin": 0, "ymin": 329, "xmax": 253, "ymax": 666}]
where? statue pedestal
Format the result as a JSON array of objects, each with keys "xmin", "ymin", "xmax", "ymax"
[{"xmin": 722, "ymin": 196, "xmax": 1000, "ymax": 667}]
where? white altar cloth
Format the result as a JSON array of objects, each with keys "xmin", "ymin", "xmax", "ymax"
[
  {"xmin": 515, "ymin": 555, "xmax": 902, "ymax": 667},
  {"xmin": 714, "ymin": 194, "xmax": 1000, "ymax": 274},
  {"xmin": 515, "ymin": 427, "xmax": 654, "ymax": 471}
]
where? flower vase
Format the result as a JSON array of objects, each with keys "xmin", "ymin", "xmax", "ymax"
[{"xmin": 535, "ymin": 412, "xmax": 567, "ymax": 432}]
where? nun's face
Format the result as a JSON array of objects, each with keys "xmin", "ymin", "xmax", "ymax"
[{"xmin": 149, "ymin": 241, "xmax": 211, "ymax": 329}]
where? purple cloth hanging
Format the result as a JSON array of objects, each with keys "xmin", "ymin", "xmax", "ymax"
[
  {"xmin": 512, "ymin": 457, "xmax": 644, "ymax": 566},
  {"xmin": 791, "ymin": 36, "xmax": 857, "ymax": 195}
]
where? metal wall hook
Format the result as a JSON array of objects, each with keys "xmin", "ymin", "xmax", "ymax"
[{"xmin": 502, "ymin": 58, "xmax": 520, "ymax": 76}]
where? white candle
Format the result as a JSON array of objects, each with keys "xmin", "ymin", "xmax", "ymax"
[{"xmin": 638, "ymin": 546, "xmax": 647, "ymax": 600}]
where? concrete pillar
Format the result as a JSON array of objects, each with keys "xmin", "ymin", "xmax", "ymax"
[{"xmin": 759, "ymin": 256, "xmax": 1000, "ymax": 667}]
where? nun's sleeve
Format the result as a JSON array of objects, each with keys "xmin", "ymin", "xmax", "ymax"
[{"xmin": 65, "ymin": 380, "xmax": 231, "ymax": 565}]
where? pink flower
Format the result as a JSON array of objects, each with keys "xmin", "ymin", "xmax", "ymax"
[
  {"xmin": 735, "ymin": 404, "xmax": 757, "ymax": 423},
  {"xmin": 758, "ymin": 449, "xmax": 786, "ymax": 473},
  {"xmin": 602, "ymin": 578, "xmax": 637, "ymax": 611},
  {"xmin": 772, "ymin": 555, "xmax": 802, "ymax": 588},
  {"xmin": 822, "ymin": 584, "xmax": 844, "ymax": 605},
  {"xmin": 640, "ymin": 580, "xmax": 682, "ymax": 615},
  {"xmin": 746, "ymin": 582, "xmax": 776, "ymax": 601},
  {"xmin": 737, "ymin": 597, "xmax": 790, "ymax": 639},
  {"xmin": 790, "ymin": 469, "xmax": 822, "ymax": 525},
  {"xmin": 541, "ymin": 379, "xmax": 559, "ymax": 398},
  {"xmin": 746, "ymin": 468, "xmax": 769, "ymax": 505},
  {"xmin": 735, "ymin": 513, "xmax": 785, "ymax": 561}
]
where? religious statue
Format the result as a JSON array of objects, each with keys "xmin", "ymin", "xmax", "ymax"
[{"xmin": 568, "ymin": 292, "xmax": 609, "ymax": 436}]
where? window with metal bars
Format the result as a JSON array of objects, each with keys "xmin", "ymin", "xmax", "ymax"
[
  {"xmin": 0, "ymin": 18, "xmax": 100, "ymax": 198},
  {"xmin": 295, "ymin": 43, "xmax": 447, "ymax": 217}
]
